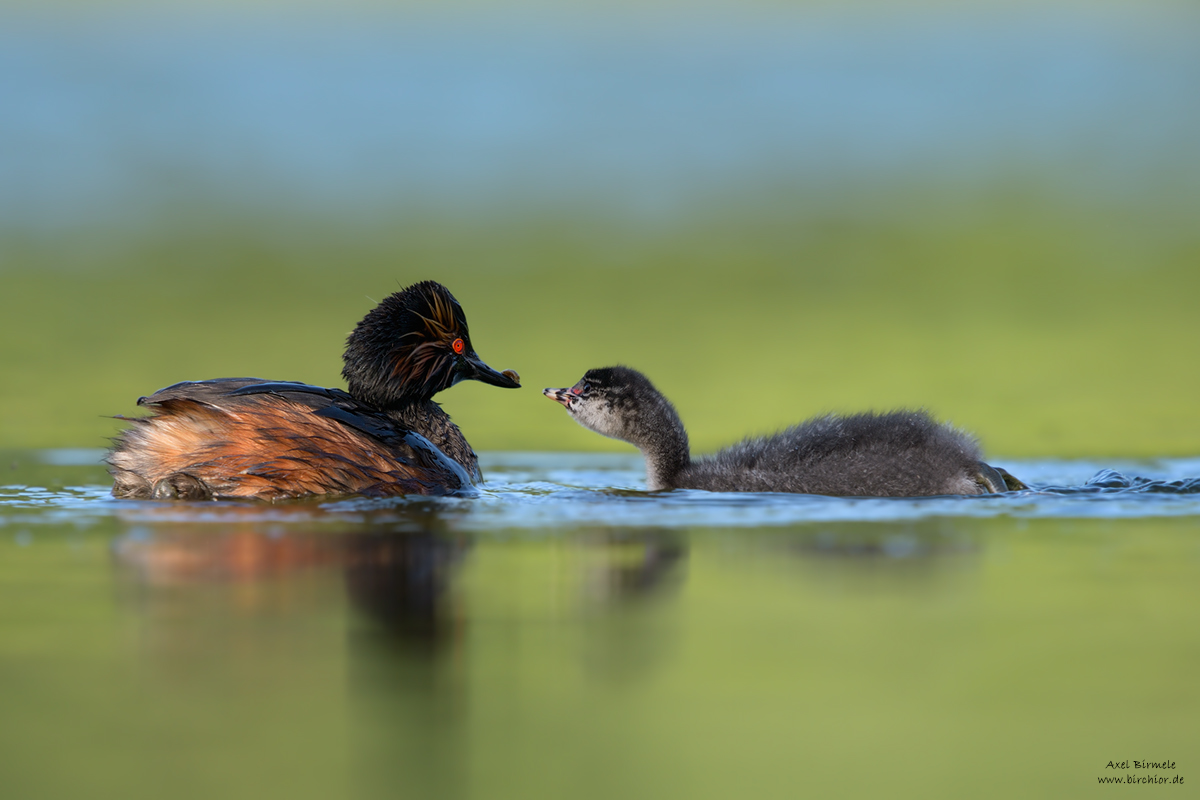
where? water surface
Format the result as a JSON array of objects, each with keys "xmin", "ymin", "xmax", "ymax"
[{"xmin": 2, "ymin": 450, "xmax": 1197, "ymax": 798}]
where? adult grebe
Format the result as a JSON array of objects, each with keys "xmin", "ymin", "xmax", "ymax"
[{"xmin": 109, "ymin": 281, "xmax": 520, "ymax": 500}]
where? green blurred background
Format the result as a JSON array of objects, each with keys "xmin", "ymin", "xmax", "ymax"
[{"xmin": 2, "ymin": 0, "xmax": 1198, "ymax": 458}]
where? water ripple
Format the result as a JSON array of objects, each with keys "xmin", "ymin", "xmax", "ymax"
[{"xmin": 3, "ymin": 455, "xmax": 1200, "ymax": 531}]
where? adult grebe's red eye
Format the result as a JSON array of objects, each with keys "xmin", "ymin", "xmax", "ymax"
[{"xmin": 452, "ymin": 338, "xmax": 465, "ymax": 354}]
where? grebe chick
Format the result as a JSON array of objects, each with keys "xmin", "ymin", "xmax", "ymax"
[
  {"xmin": 544, "ymin": 366, "xmax": 1025, "ymax": 496},
  {"xmin": 109, "ymin": 281, "xmax": 521, "ymax": 501}
]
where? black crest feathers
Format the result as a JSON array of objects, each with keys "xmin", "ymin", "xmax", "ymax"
[{"xmin": 342, "ymin": 281, "xmax": 471, "ymax": 407}]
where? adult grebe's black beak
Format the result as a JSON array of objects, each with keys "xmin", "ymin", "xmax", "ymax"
[{"xmin": 456, "ymin": 354, "xmax": 521, "ymax": 389}]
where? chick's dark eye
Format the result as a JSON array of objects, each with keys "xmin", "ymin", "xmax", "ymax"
[{"xmin": 452, "ymin": 338, "xmax": 465, "ymax": 354}]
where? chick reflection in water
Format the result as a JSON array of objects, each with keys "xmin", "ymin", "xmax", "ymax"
[
  {"xmin": 573, "ymin": 528, "xmax": 688, "ymax": 683},
  {"xmin": 578, "ymin": 528, "xmax": 687, "ymax": 605}
]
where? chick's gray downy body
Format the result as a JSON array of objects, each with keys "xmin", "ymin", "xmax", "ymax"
[{"xmin": 544, "ymin": 366, "xmax": 1024, "ymax": 496}]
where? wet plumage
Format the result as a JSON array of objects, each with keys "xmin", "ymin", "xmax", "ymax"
[
  {"xmin": 108, "ymin": 281, "xmax": 520, "ymax": 501},
  {"xmin": 544, "ymin": 366, "xmax": 1025, "ymax": 496}
]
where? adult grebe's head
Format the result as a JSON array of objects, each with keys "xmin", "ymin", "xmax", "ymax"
[
  {"xmin": 343, "ymin": 281, "xmax": 520, "ymax": 407},
  {"xmin": 544, "ymin": 366, "xmax": 667, "ymax": 442}
]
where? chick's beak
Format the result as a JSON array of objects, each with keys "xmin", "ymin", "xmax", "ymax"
[{"xmin": 543, "ymin": 387, "xmax": 574, "ymax": 407}]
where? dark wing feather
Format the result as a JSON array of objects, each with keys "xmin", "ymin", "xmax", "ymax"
[
  {"xmin": 311, "ymin": 405, "xmax": 475, "ymax": 490},
  {"xmin": 225, "ymin": 380, "xmax": 357, "ymax": 404},
  {"xmin": 137, "ymin": 378, "xmax": 276, "ymax": 407}
]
